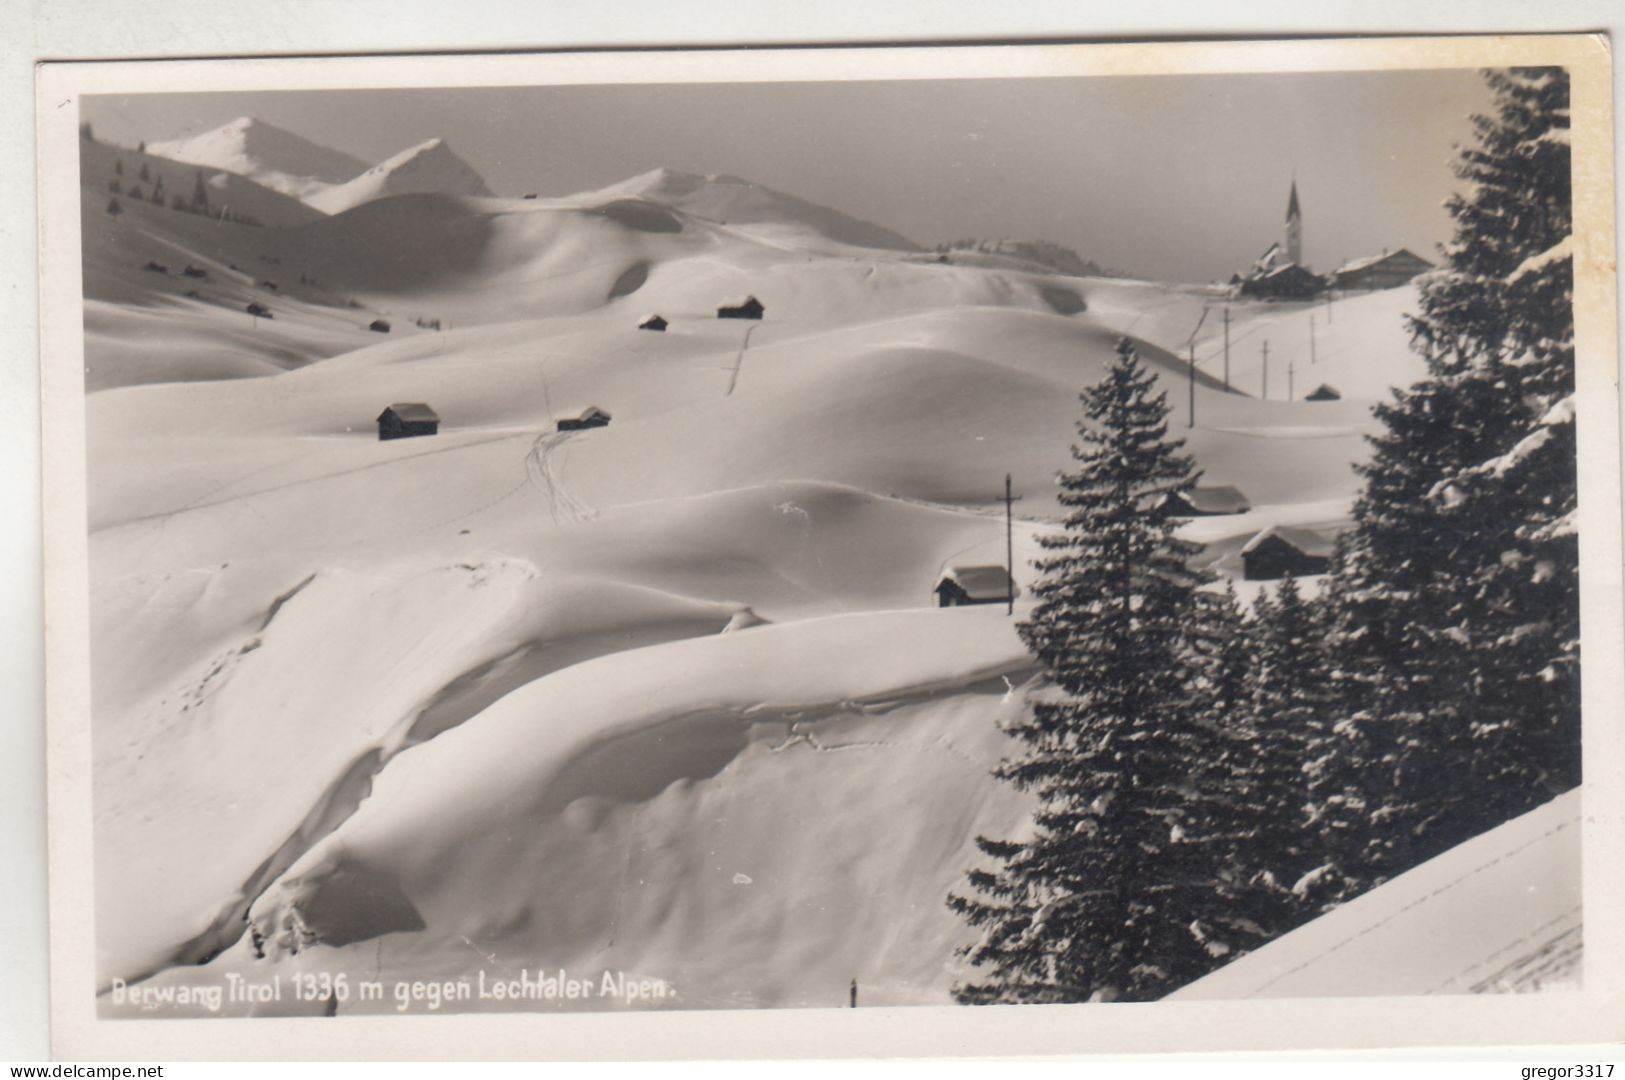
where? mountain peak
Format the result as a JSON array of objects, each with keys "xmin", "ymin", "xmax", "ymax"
[
  {"xmin": 304, "ymin": 136, "xmax": 493, "ymax": 215},
  {"xmin": 146, "ymin": 118, "xmax": 370, "ymax": 200}
]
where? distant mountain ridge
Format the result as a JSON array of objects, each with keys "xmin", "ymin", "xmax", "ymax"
[
  {"xmin": 584, "ymin": 167, "xmax": 922, "ymax": 253},
  {"xmin": 148, "ymin": 118, "xmax": 493, "ymax": 217},
  {"xmin": 147, "ymin": 117, "xmax": 371, "ymax": 202}
]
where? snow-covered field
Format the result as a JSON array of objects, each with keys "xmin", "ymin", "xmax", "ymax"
[{"xmin": 83, "ymin": 119, "xmax": 1436, "ymax": 1014}]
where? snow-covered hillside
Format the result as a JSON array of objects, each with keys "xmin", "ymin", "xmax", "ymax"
[
  {"xmin": 82, "ymin": 130, "xmax": 1442, "ymax": 1011},
  {"xmin": 147, "ymin": 117, "xmax": 370, "ymax": 203}
]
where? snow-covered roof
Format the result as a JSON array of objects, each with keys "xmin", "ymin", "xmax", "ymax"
[
  {"xmin": 938, "ymin": 564, "xmax": 1017, "ymax": 601},
  {"xmin": 566, "ymin": 405, "xmax": 611, "ymax": 420},
  {"xmin": 1240, "ymin": 525, "xmax": 1334, "ymax": 559},
  {"xmin": 1332, "ymin": 248, "xmax": 1433, "ymax": 276},
  {"xmin": 638, "ymin": 313, "xmax": 667, "ymax": 324},
  {"xmin": 1177, "ymin": 486, "xmax": 1251, "ymax": 514},
  {"xmin": 1167, "ymin": 789, "xmax": 1580, "ymax": 999},
  {"xmin": 379, "ymin": 402, "xmax": 439, "ymax": 423}
]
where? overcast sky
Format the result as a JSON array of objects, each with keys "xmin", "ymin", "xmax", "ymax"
[{"xmin": 83, "ymin": 69, "xmax": 1492, "ymax": 282}]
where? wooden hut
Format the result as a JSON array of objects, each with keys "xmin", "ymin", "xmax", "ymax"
[
  {"xmin": 377, "ymin": 402, "xmax": 440, "ymax": 441},
  {"xmin": 557, "ymin": 406, "xmax": 612, "ymax": 432},
  {"xmin": 369, "ymin": 319, "xmax": 391, "ymax": 333},
  {"xmin": 934, "ymin": 565, "xmax": 1017, "ymax": 608},
  {"xmin": 638, "ymin": 314, "xmax": 669, "ymax": 332},
  {"xmin": 1164, "ymin": 485, "xmax": 1251, "ymax": 517},
  {"xmin": 718, "ymin": 295, "xmax": 765, "ymax": 320},
  {"xmin": 1241, "ymin": 526, "xmax": 1334, "ymax": 581},
  {"xmin": 1306, "ymin": 384, "xmax": 1341, "ymax": 402}
]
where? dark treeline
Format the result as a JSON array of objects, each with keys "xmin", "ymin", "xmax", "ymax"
[{"xmin": 948, "ymin": 67, "xmax": 1577, "ymax": 1003}]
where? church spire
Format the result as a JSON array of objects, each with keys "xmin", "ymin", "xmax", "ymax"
[
  {"xmin": 1284, "ymin": 179, "xmax": 1304, "ymax": 266},
  {"xmin": 1286, "ymin": 179, "xmax": 1301, "ymax": 222}
]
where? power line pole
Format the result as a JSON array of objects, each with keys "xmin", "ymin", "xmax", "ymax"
[
  {"xmin": 1005, "ymin": 473, "xmax": 1017, "ymax": 616},
  {"xmin": 1288, "ymin": 360, "xmax": 1296, "ymax": 401},
  {"xmin": 1309, "ymin": 313, "xmax": 1317, "ymax": 365},
  {"xmin": 1188, "ymin": 339, "xmax": 1196, "ymax": 428},
  {"xmin": 1222, "ymin": 306, "xmax": 1231, "ymax": 392},
  {"xmin": 1262, "ymin": 340, "xmax": 1270, "ymax": 400}
]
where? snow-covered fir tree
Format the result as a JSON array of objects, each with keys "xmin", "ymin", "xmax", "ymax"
[
  {"xmin": 1242, "ymin": 576, "xmax": 1335, "ymax": 919},
  {"xmin": 948, "ymin": 339, "xmax": 1253, "ymax": 1003},
  {"xmin": 1315, "ymin": 67, "xmax": 1577, "ymax": 891}
]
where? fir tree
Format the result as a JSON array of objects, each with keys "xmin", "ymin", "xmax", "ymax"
[
  {"xmin": 1315, "ymin": 67, "xmax": 1577, "ymax": 891},
  {"xmin": 191, "ymin": 169, "xmax": 210, "ymax": 213},
  {"xmin": 150, "ymin": 174, "xmax": 166, "ymax": 205},
  {"xmin": 139, "ymin": 161, "xmax": 149, "ymax": 182},
  {"xmin": 948, "ymin": 339, "xmax": 1245, "ymax": 1003},
  {"xmin": 105, "ymin": 197, "xmax": 122, "ymax": 217},
  {"xmin": 114, "ymin": 158, "xmax": 123, "ymax": 176},
  {"xmin": 1244, "ymin": 576, "xmax": 1334, "ymax": 917}
]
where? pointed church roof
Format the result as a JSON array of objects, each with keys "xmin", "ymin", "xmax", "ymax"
[{"xmin": 1286, "ymin": 180, "xmax": 1301, "ymax": 222}]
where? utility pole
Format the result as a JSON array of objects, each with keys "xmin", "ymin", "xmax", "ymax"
[
  {"xmin": 1188, "ymin": 339, "xmax": 1196, "ymax": 428},
  {"xmin": 1310, "ymin": 313, "xmax": 1317, "ymax": 365},
  {"xmin": 850, "ymin": 979, "xmax": 858, "ymax": 1008},
  {"xmin": 1222, "ymin": 306, "xmax": 1231, "ymax": 393},
  {"xmin": 1183, "ymin": 307, "xmax": 1209, "ymax": 427},
  {"xmin": 1262, "ymin": 340, "xmax": 1270, "ymax": 400},
  {"xmin": 1288, "ymin": 360, "xmax": 1296, "ymax": 401},
  {"xmin": 1326, "ymin": 291, "xmax": 1333, "ymax": 325},
  {"xmin": 1004, "ymin": 473, "xmax": 1017, "ymax": 616}
]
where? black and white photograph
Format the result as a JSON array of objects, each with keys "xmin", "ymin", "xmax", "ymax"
[{"xmin": 34, "ymin": 34, "xmax": 1623, "ymax": 1058}]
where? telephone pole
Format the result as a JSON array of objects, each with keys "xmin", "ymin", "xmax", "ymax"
[
  {"xmin": 1262, "ymin": 340, "xmax": 1270, "ymax": 400},
  {"xmin": 1288, "ymin": 360, "xmax": 1296, "ymax": 401},
  {"xmin": 1004, "ymin": 473, "xmax": 1017, "ymax": 616},
  {"xmin": 1309, "ymin": 313, "xmax": 1317, "ymax": 365},
  {"xmin": 1222, "ymin": 306, "xmax": 1231, "ymax": 392},
  {"xmin": 1188, "ymin": 339, "xmax": 1196, "ymax": 428}
]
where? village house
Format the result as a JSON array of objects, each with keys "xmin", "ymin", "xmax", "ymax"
[
  {"xmin": 376, "ymin": 403, "xmax": 440, "ymax": 441},
  {"xmin": 1241, "ymin": 525, "xmax": 1334, "ymax": 581},
  {"xmin": 1238, "ymin": 263, "xmax": 1327, "ymax": 300},
  {"xmin": 933, "ymin": 565, "xmax": 1017, "ymax": 608},
  {"xmin": 717, "ymin": 296, "xmax": 765, "ymax": 320},
  {"xmin": 1306, "ymin": 384, "xmax": 1342, "ymax": 402},
  {"xmin": 557, "ymin": 406, "xmax": 612, "ymax": 432},
  {"xmin": 638, "ymin": 314, "xmax": 669, "ymax": 332},
  {"xmin": 1164, "ymin": 485, "xmax": 1252, "ymax": 517},
  {"xmin": 1330, "ymin": 248, "xmax": 1435, "ymax": 291},
  {"xmin": 369, "ymin": 319, "xmax": 391, "ymax": 333}
]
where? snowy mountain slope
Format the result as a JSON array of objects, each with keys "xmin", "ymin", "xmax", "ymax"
[
  {"xmin": 145, "ymin": 116, "xmax": 370, "ymax": 203},
  {"xmin": 81, "ymin": 136, "xmax": 324, "ymax": 230},
  {"xmin": 304, "ymin": 138, "xmax": 494, "ymax": 215},
  {"xmin": 102, "ymin": 607, "xmax": 1042, "ymax": 1015},
  {"xmin": 1168, "ymin": 789, "xmax": 1581, "ymax": 999},
  {"xmin": 578, "ymin": 167, "xmax": 922, "ymax": 252},
  {"xmin": 79, "ymin": 189, "xmax": 389, "ymax": 390}
]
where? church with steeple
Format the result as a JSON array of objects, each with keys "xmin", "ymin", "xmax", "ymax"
[
  {"xmin": 1284, "ymin": 179, "xmax": 1303, "ymax": 266},
  {"xmin": 1233, "ymin": 180, "xmax": 1327, "ymax": 299}
]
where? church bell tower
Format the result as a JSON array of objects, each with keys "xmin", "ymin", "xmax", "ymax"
[{"xmin": 1284, "ymin": 179, "xmax": 1303, "ymax": 266}]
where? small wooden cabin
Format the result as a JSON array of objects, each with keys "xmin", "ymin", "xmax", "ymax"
[
  {"xmin": 377, "ymin": 402, "xmax": 440, "ymax": 441},
  {"xmin": 1165, "ymin": 485, "xmax": 1251, "ymax": 517},
  {"xmin": 1306, "ymin": 384, "xmax": 1341, "ymax": 402},
  {"xmin": 638, "ymin": 314, "xmax": 669, "ymax": 332},
  {"xmin": 557, "ymin": 406, "xmax": 611, "ymax": 432},
  {"xmin": 934, "ymin": 565, "xmax": 1017, "ymax": 608},
  {"xmin": 718, "ymin": 296, "xmax": 765, "ymax": 320},
  {"xmin": 369, "ymin": 319, "xmax": 391, "ymax": 333},
  {"xmin": 142, "ymin": 261, "xmax": 168, "ymax": 274},
  {"xmin": 181, "ymin": 265, "xmax": 207, "ymax": 279},
  {"xmin": 245, "ymin": 302, "xmax": 272, "ymax": 319},
  {"xmin": 1241, "ymin": 526, "xmax": 1334, "ymax": 581}
]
